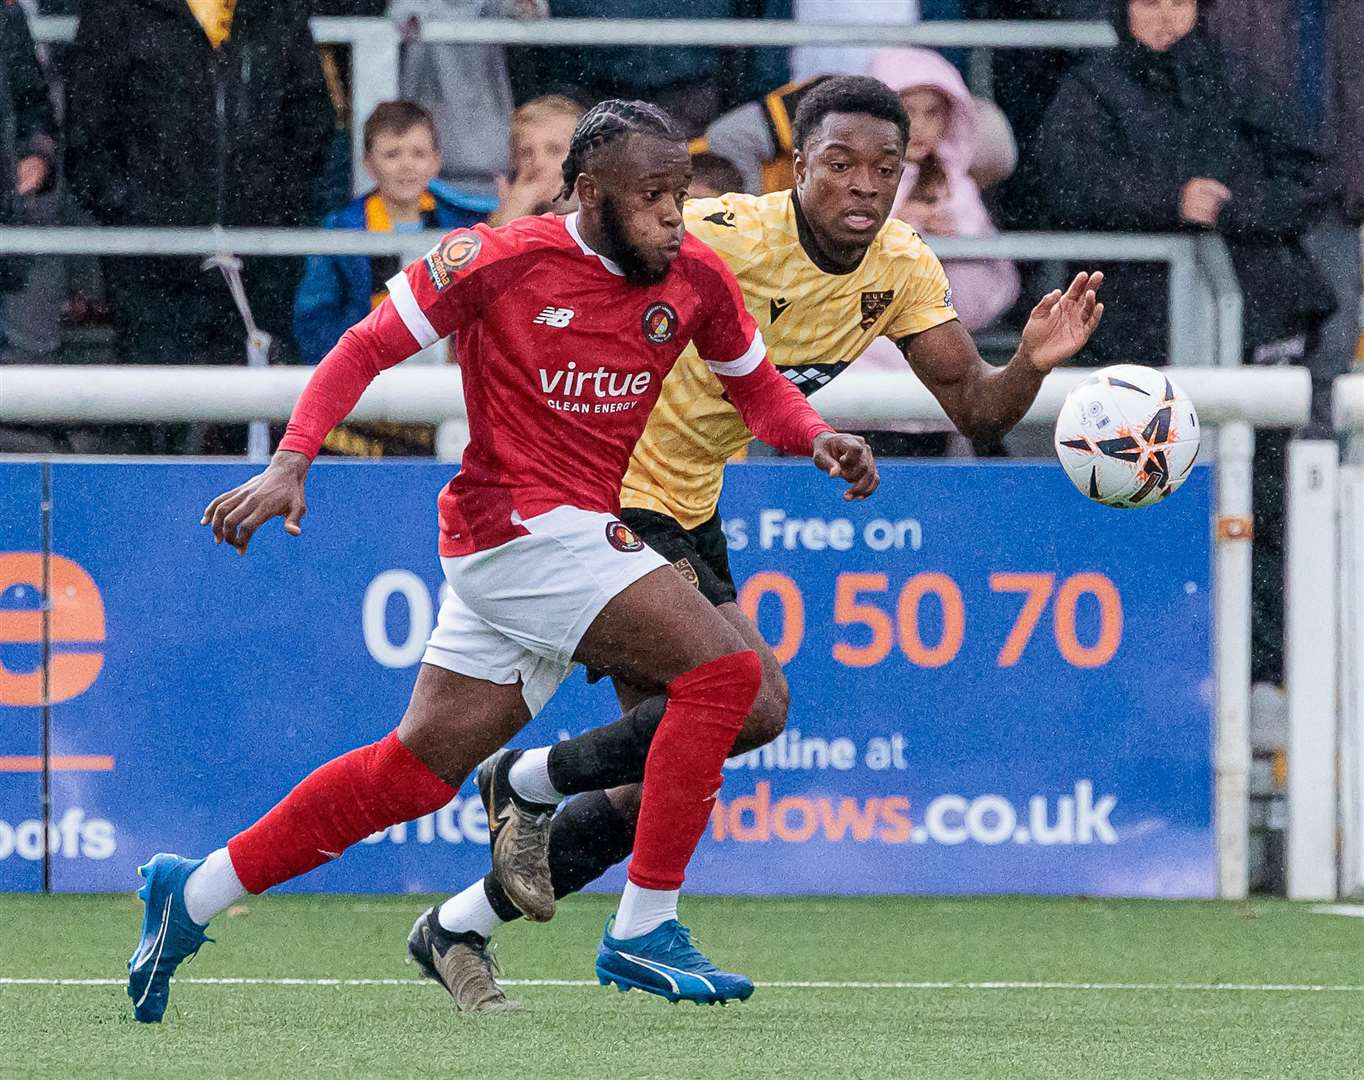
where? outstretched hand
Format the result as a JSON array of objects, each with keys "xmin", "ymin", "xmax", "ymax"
[
  {"xmin": 1019, "ymin": 270, "xmax": 1105, "ymax": 373},
  {"xmin": 201, "ymin": 451, "xmax": 309, "ymax": 555},
  {"xmin": 813, "ymin": 432, "xmax": 879, "ymax": 501}
]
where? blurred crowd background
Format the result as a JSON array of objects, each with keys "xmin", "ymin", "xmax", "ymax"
[{"xmin": 0, "ymin": 1, "xmax": 1354, "ymax": 449}]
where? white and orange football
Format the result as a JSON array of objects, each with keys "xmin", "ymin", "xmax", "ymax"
[{"xmin": 1054, "ymin": 364, "xmax": 1201, "ymax": 509}]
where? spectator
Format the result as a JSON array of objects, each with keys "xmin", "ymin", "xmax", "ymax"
[
  {"xmin": 1202, "ymin": 0, "xmax": 1364, "ymax": 434},
  {"xmin": 293, "ymin": 102, "xmax": 494, "ymax": 367},
  {"xmin": 689, "ymin": 152, "xmax": 744, "ymax": 199},
  {"xmin": 66, "ymin": 1, "xmax": 333, "ymax": 403},
  {"xmin": 392, "ymin": 0, "xmax": 545, "ymax": 197},
  {"xmin": 488, "ymin": 94, "xmax": 585, "ymax": 225},
  {"xmin": 870, "ymin": 47, "xmax": 1019, "ymax": 332},
  {"xmin": 0, "ymin": 1, "xmax": 57, "ymax": 356},
  {"xmin": 693, "ymin": 73, "xmax": 1016, "ymax": 197},
  {"xmin": 1034, "ymin": 0, "xmax": 1337, "ymax": 689},
  {"xmin": 0, "ymin": 1, "xmax": 58, "ymax": 453},
  {"xmin": 1033, "ymin": 0, "xmax": 1334, "ymax": 370}
]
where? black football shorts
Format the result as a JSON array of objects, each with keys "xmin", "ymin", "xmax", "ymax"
[{"xmin": 620, "ymin": 507, "xmax": 738, "ymax": 607}]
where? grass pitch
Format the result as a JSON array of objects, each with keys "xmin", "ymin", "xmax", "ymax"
[{"xmin": 0, "ymin": 893, "xmax": 1359, "ymax": 1079}]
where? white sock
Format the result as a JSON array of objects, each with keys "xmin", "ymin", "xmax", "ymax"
[
  {"xmin": 437, "ymin": 880, "xmax": 505, "ymax": 940},
  {"xmin": 508, "ymin": 747, "xmax": 563, "ymax": 806},
  {"xmin": 182, "ymin": 847, "xmax": 246, "ymax": 926},
  {"xmin": 611, "ymin": 881, "xmax": 679, "ymax": 940}
]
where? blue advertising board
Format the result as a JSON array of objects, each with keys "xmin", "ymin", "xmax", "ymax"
[
  {"xmin": 2, "ymin": 460, "xmax": 1215, "ymax": 897},
  {"xmin": 0, "ymin": 463, "xmax": 44, "ymax": 892}
]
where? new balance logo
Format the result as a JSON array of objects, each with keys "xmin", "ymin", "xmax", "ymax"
[{"xmin": 533, "ymin": 306, "xmax": 575, "ymax": 328}]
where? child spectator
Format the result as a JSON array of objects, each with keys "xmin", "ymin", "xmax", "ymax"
[
  {"xmin": 293, "ymin": 101, "xmax": 494, "ymax": 367},
  {"xmin": 870, "ymin": 47, "xmax": 1019, "ymax": 333},
  {"xmin": 850, "ymin": 48, "xmax": 1019, "ymax": 460},
  {"xmin": 488, "ymin": 95, "xmax": 586, "ymax": 226}
]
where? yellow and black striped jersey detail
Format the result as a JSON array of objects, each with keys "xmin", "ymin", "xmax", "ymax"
[{"xmin": 621, "ymin": 189, "xmax": 958, "ymax": 528}]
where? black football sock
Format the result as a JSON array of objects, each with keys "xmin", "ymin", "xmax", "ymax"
[
  {"xmin": 544, "ymin": 695, "xmax": 667, "ymax": 794},
  {"xmin": 483, "ymin": 790, "xmax": 637, "ymax": 922}
]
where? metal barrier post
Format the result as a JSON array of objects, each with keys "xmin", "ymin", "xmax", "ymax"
[
  {"xmin": 340, "ymin": 19, "xmax": 401, "ymax": 196},
  {"xmin": 1215, "ymin": 421, "xmax": 1254, "ymax": 899},
  {"xmin": 1339, "ymin": 466, "xmax": 1364, "ymax": 896},
  {"xmin": 1167, "ymin": 238, "xmax": 1210, "ymax": 367},
  {"xmin": 1196, "ymin": 234, "xmax": 1245, "ymax": 367},
  {"xmin": 1285, "ymin": 440, "xmax": 1341, "ymax": 898}
]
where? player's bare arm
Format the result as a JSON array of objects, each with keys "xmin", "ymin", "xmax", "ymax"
[
  {"xmin": 201, "ymin": 449, "xmax": 310, "ymax": 555},
  {"xmin": 901, "ymin": 269, "xmax": 1105, "ymax": 439}
]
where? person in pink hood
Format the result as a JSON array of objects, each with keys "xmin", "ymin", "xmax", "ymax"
[
  {"xmin": 869, "ymin": 47, "xmax": 1020, "ymax": 332},
  {"xmin": 842, "ymin": 49, "xmax": 1022, "ymax": 456}
]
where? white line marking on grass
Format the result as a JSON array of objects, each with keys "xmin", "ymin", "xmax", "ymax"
[
  {"xmin": 2, "ymin": 977, "xmax": 1361, "ymax": 993},
  {"xmin": 1312, "ymin": 904, "xmax": 1364, "ymax": 918}
]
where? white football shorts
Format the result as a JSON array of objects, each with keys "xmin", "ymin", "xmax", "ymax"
[{"xmin": 421, "ymin": 505, "xmax": 670, "ymax": 715}]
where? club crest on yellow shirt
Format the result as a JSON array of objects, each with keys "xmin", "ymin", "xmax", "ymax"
[{"xmin": 860, "ymin": 289, "xmax": 896, "ymax": 330}]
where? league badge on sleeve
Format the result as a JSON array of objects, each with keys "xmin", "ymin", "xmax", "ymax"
[{"xmin": 424, "ymin": 233, "xmax": 482, "ymax": 291}]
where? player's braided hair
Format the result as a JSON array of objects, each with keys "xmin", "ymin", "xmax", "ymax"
[{"xmin": 558, "ymin": 99, "xmax": 686, "ymax": 201}]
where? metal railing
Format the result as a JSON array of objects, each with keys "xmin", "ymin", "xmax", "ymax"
[
  {"xmin": 0, "ymin": 226, "xmax": 434, "ymax": 263},
  {"xmin": 0, "ymin": 363, "xmax": 1304, "ymax": 429},
  {"xmin": 28, "ymin": 15, "xmax": 1119, "ymax": 49},
  {"xmin": 0, "ymin": 225, "xmax": 1244, "ymax": 369},
  {"xmin": 28, "ymin": 16, "xmax": 1117, "ymax": 194}
]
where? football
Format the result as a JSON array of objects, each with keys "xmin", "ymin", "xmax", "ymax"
[{"xmin": 1054, "ymin": 364, "xmax": 1201, "ymax": 508}]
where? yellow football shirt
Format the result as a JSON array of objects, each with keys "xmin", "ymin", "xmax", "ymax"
[{"xmin": 621, "ymin": 190, "xmax": 959, "ymax": 528}]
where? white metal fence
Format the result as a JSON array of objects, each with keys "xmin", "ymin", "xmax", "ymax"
[{"xmin": 0, "ymin": 362, "xmax": 1334, "ymax": 901}]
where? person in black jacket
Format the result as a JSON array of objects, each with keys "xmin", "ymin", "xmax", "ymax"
[
  {"xmin": 65, "ymin": 0, "xmax": 333, "ymax": 379},
  {"xmin": 1033, "ymin": 0, "xmax": 1337, "ymax": 688},
  {"xmin": 1032, "ymin": 0, "xmax": 1334, "ymax": 372},
  {"xmin": 0, "ymin": 2, "xmax": 56, "ymax": 296}
]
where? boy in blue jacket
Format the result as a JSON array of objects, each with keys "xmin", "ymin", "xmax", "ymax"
[{"xmin": 294, "ymin": 101, "xmax": 493, "ymax": 367}]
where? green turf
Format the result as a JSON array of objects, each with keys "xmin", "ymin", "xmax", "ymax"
[{"xmin": 0, "ymin": 893, "xmax": 1359, "ymax": 1079}]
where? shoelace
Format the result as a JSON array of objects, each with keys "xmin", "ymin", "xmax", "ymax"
[
  {"xmin": 661, "ymin": 922, "xmax": 708, "ymax": 959},
  {"xmin": 509, "ymin": 809, "xmax": 553, "ymax": 864},
  {"xmin": 475, "ymin": 937, "xmax": 504, "ymax": 978}
]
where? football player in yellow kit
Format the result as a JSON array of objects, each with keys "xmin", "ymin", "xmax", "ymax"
[{"xmin": 411, "ymin": 76, "xmax": 1104, "ymax": 1007}]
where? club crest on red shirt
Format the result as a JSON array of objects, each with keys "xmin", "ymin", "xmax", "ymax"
[
  {"xmin": 605, "ymin": 520, "xmax": 645, "ymax": 552},
  {"xmin": 641, "ymin": 301, "xmax": 677, "ymax": 345}
]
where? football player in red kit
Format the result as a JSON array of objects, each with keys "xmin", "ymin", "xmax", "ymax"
[{"xmin": 124, "ymin": 99, "xmax": 877, "ymax": 1021}]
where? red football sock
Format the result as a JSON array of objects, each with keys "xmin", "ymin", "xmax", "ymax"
[
  {"xmin": 227, "ymin": 730, "xmax": 456, "ymax": 894},
  {"xmin": 627, "ymin": 650, "xmax": 762, "ymax": 891}
]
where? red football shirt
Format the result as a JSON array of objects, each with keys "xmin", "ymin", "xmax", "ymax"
[{"xmin": 280, "ymin": 212, "xmax": 831, "ymax": 556}]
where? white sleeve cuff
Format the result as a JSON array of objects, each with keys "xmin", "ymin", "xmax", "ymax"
[
  {"xmin": 706, "ymin": 330, "xmax": 766, "ymax": 378},
  {"xmin": 385, "ymin": 271, "xmax": 440, "ymax": 349}
]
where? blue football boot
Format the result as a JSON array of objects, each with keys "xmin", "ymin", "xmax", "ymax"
[
  {"xmin": 126, "ymin": 853, "xmax": 213, "ymax": 1023},
  {"xmin": 595, "ymin": 917, "xmax": 754, "ymax": 1005}
]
